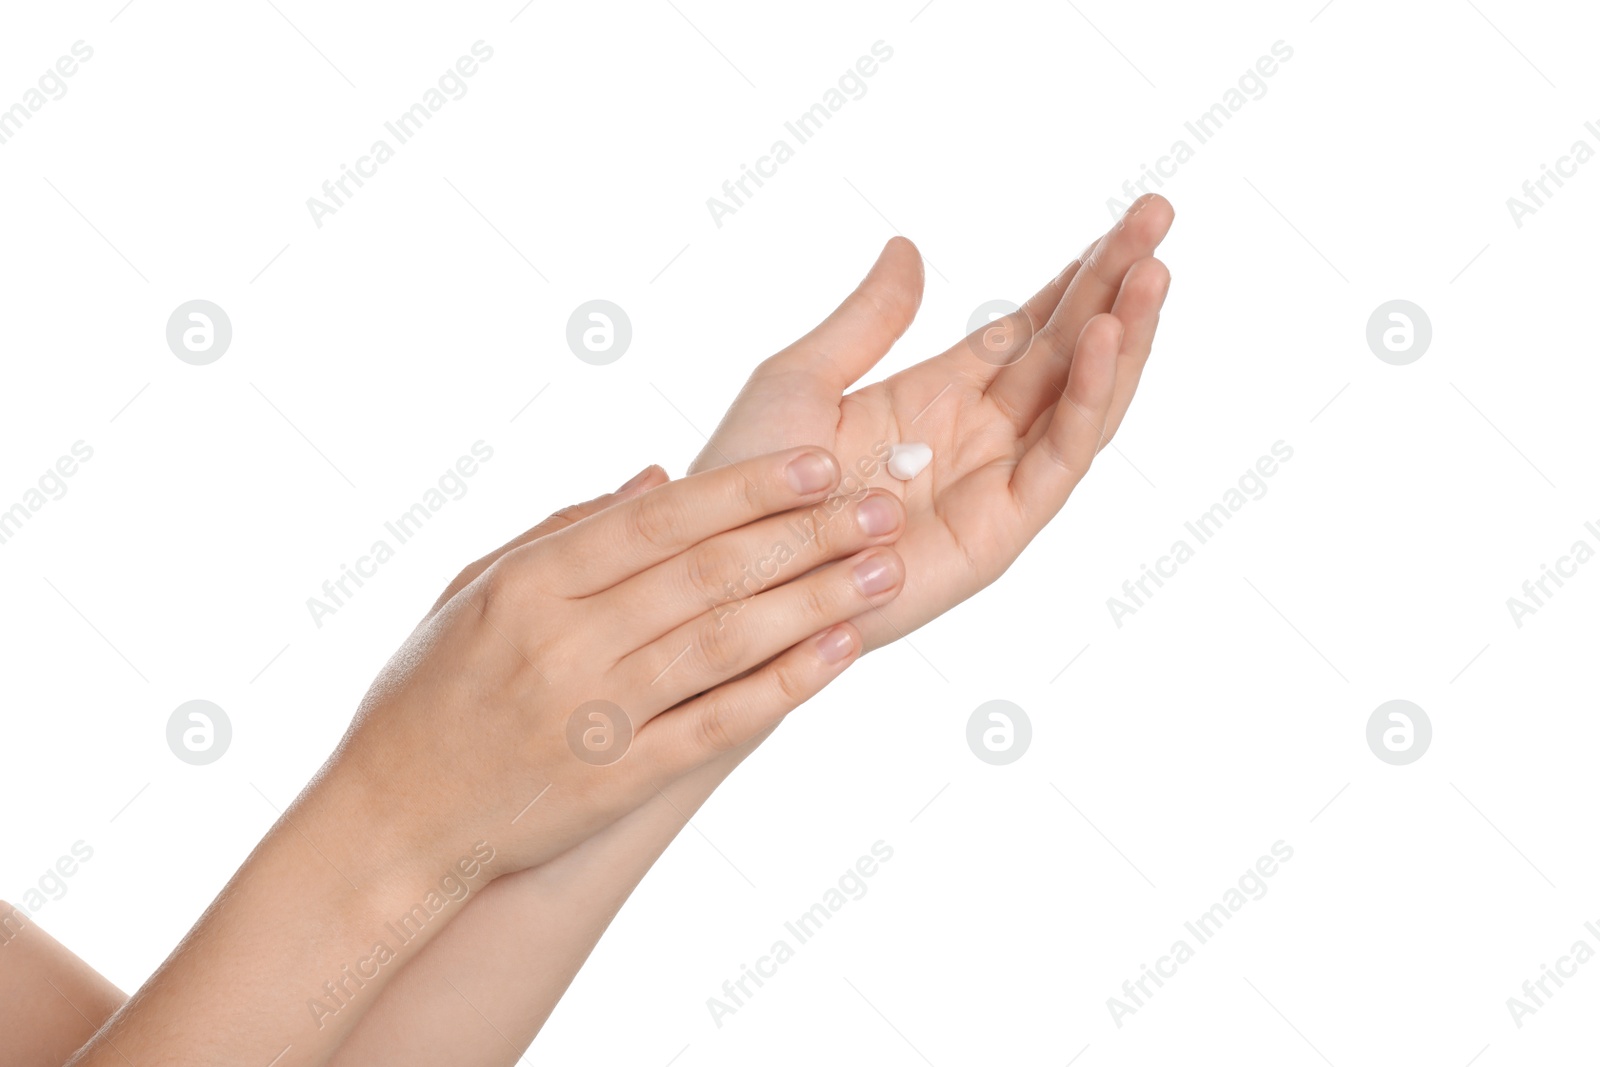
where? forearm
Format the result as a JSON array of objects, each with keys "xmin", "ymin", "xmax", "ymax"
[
  {"xmin": 0, "ymin": 903, "xmax": 124, "ymax": 1067},
  {"xmin": 67, "ymin": 762, "xmax": 476, "ymax": 1067},
  {"xmin": 0, "ymin": 749, "xmax": 742, "ymax": 1067},
  {"xmin": 331, "ymin": 741, "xmax": 755, "ymax": 1066}
]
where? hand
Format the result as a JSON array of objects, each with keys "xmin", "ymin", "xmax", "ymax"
[
  {"xmin": 333, "ymin": 447, "xmax": 909, "ymax": 875},
  {"xmin": 64, "ymin": 457, "xmax": 912, "ymax": 1067},
  {"xmin": 322, "ymin": 203, "xmax": 1177, "ymax": 1064},
  {"xmin": 694, "ymin": 193, "xmax": 1175, "ymax": 646}
]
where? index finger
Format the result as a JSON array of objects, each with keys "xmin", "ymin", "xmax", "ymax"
[{"xmin": 527, "ymin": 447, "xmax": 844, "ymax": 597}]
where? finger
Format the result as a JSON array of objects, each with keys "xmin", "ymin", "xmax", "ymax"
[
  {"xmin": 940, "ymin": 251, "xmax": 1087, "ymax": 385},
  {"xmin": 1009, "ymin": 314, "xmax": 1122, "ymax": 532},
  {"xmin": 760, "ymin": 236, "xmax": 924, "ymax": 392},
  {"xmin": 1103, "ymin": 257, "xmax": 1171, "ymax": 442},
  {"xmin": 636, "ymin": 623, "xmax": 862, "ymax": 776},
  {"xmin": 986, "ymin": 194, "xmax": 1172, "ymax": 429},
  {"xmin": 529, "ymin": 448, "xmax": 843, "ymax": 597},
  {"xmin": 624, "ymin": 547, "xmax": 903, "ymax": 711},
  {"xmin": 588, "ymin": 487, "xmax": 906, "ymax": 647},
  {"xmin": 429, "ymin": 465, "xmax": 666, "ymax": 614}
]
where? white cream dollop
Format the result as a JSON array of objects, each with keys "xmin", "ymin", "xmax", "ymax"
[{"xmin": 887, "ymin": 442, "xmax": 932, "ymax": 481}]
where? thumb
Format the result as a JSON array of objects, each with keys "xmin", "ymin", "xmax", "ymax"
[{"xmin": 762, "ymin": 235, "xmax": 924, "ymax": 392}]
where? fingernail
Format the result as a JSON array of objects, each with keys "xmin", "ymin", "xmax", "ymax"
[
  {"xmin": 617, "ymin": 465, "xmax": 656, "ymax": 495},
  {"xmin": 856, "ymin": 494, "xmax": 899, "ymax": 537},
  {"xmin": 816, "ymin": 626, "xmax": 855, "ymax": 665},
  {"xmin": 785, "ymin": 452, "xmax": 836, "ymax": 494},
  {"xmin": 853, "ymin": 554, "xmax": 897, "ymax": 595}
]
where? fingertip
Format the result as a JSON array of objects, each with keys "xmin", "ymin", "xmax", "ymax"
[
  {"xmin": 1127, "ymin": 256, "xmax": 1172, "ymax": 294},
  {"xmin": 617, "ymin": 464, "xmax": 668, "ymax": 498},
  {"xmin": 854, "ymin": 488, "xmax": 906, "ymax": 540},
  {"xmin": 883, "ymin": 234, "xmax": 917, "ymax": 259},
  {"xmin": 1085, "ymin": 311, "xmax": 1125, "ymax": 350},
  {"xmin": 872, "ymin": 235, "xmax": 926, "ymax": 316},
  {"xmin": 784, "ymin": 448, "xmax": 842, "ymax": 496},
  {"xmin": 815, "ymin": 623, "xmax": 861, "ymax": 667},
  {"xmin": 1077, "ymin": 314, "xmax": 1124, "ymax": 396},
  {"xmin": 851, "ymin": 546, "xmax": 905, "ymax": 599}
]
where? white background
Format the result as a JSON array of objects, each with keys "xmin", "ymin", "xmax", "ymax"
[{"xmin": 2, "ymin": 0, "xmax": 1598, "ymax": 1063}]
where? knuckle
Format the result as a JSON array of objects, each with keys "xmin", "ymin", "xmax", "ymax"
[
  {"xmin": 475, "ymin": 560, "xmax": 524, "ymax": 624},
  {"xmin": 684, "ymin": 541, "xmax": 741, "ymax": 605},
  {"xmin": 736, "ymin": 468, "xmax": 769, "ymax": 514},
  {"xmin": 1042, "ymin": 434, "xmax": 1087, "ymax": 478},
  {"xmin": 693, "ymin": 696, "xmax": 742, "ymax": 754},
  {"xmin": 793, "ymin": 576, "xmax": 837, "ymax": 625},
  {"xmin": 693, "ymin": 616, "xmax": 748, "ymax": 676},
  {"xmin": 769, "ymin": 656, "xmax": 813, "ymax": 708},
  {"xmin": 625, "ymin": 494, "xmax": 685, "ymax": 551}
]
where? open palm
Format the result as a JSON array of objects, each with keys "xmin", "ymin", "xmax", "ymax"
[{"xmin": 691, "ymin": 194, "xmax": 1175, "ymax": 650}]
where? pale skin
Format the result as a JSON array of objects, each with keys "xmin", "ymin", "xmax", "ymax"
[{"xmin": 2, "ymin": 193, "xmax": 1173, "ymax": 1065}]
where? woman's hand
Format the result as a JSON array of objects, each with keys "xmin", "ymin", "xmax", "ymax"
[
  {"xmin": 694, "ymin": 193, "xmax": 1175, "ymax": 645},
  {"xmin": 333, "ymin": 446, "xmax": 908, "ymax": 877},
  {"xmin": 318, "ymin": 205, "xmax": 1179, "ymax": 1067},
  {"xmin": 66, "ymin": 449, "xmax": 908, "ymax": 1067}
]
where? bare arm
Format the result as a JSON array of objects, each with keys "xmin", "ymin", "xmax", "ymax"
[{"xmin": 0, "ymin": 903, "xmax": 123, "ymax": 1067}]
